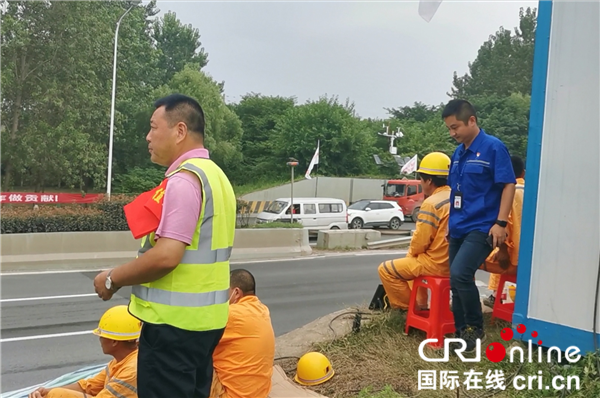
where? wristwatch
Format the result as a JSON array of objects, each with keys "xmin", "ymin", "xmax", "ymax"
[
  {"xmin": 105, "ymin": 270, "xmax": 119, "ymax": 292},
  {"xmin": 495, "ymin": 219, "xmax": 508, "ymax": 228}
]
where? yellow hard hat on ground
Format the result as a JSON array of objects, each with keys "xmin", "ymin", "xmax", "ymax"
[
  {"xmin": 294, "ymin": 352, "xmax": 335, "ymax": 386},
  {"xmin": 93, "ymin": 305, "xmax": 142, "ymax": 341},
  {"xmin": 417, "ymin": 152, "xmax": 451, "ymax": 176}
]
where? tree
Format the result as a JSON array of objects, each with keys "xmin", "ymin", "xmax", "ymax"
[
  {"xmin": 153, "ymin": 12, "xmax": 208, "ymax": 82},
  {"xmin": 153, "ymin": 66, "xmax": 244, "ymax": 182},
  {"xmin": 1, "ymin": 1, "xmax": 168, "ymax": 192},
  {"xmin": 472, "ymin": 93, "xmax": 531, "ymax": 159},
  {"xmin": 230, "ymin": 93, "xmax": 296, "ymax": 181},
  {"xmin": 272, "ymin": 96, "xmax": 378, "ymax": 178},
  {"xmin": 450, "ymin": 7, "xmax": 537, "ymax": 99},
  {"xmin": 386, "ymin": 102, "xmax": 442, "ymax": 123}
]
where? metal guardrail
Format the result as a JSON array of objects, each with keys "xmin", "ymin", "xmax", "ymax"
[{"xmin": 367, "ymin": 236, "xmax": 413, "ymax": 249}]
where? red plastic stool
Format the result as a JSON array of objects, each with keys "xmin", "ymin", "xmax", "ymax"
[
  {"xmin": 492, "ymin": 274, "xmax": 517, "ymax": 323},
  {"xmin": 404, "ymin": 276, "xmax": 455, "ymax": 349}
]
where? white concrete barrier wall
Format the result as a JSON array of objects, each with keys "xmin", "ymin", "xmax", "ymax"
[
  {"xmin": 316, "ymin": 230, "xmax": 381, "ymax": 250},
  {"xmin": 240, "ymin": 177, "xmax": 387, "ymax": 204},
  {"xmin": 0, "ymin": 229, "xmax": 312, "ymax": 272}
]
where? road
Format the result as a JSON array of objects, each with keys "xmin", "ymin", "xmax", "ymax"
[{"xmin": 0, "ymin": 250, "xmax": 492, "ymax": 393}]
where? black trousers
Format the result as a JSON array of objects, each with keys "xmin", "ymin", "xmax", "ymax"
[{"xmin": 137, "ymin": 322, "xmax": 224, "ymax": 398}]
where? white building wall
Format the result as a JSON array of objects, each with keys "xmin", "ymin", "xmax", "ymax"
[
  {"xmin": 240, "ymin": 177, "xmax": 387, "ymax": 203},
  {"xmin": 528, "ymin": 1, "xmax": 599, "ymax": 331}
]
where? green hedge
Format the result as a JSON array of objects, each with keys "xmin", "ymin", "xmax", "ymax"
[
  {"xmin": 1, "ymin": 198, "xmax": 252, "ymax": 234},
  {"xmin": 1, "ymin": 196, "xmax": 133, "ymax": 234}
]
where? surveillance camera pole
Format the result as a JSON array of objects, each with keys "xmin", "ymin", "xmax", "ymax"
[{"xmin": 287, "ymin": 160, "xmax": 298, "ymax": 223}]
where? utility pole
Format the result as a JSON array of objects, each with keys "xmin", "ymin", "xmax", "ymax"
[{"xmin": 287, "ymin": 159, "xmax": 298, "ymax": 223}]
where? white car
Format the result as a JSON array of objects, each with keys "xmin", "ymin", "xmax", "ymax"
[
  {"xmin": 347, "ymin": 199, "xmax": 404, "ymax": 230},
  {"xmin": 255, "ymin": 197, "xmax": 348, "ymax": 232}
]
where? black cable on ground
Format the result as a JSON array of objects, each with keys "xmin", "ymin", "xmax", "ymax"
[
  {"xmin": 274, "ymin": 356, "xmax": 300, "ymax": 361},
  {"xmin": 327, "ymin": 310, "xmax": 373, "ymax": 340}
]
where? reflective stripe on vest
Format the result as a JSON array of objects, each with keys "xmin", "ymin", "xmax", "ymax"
[{"xmin": 133, "ymin": 284, "xmax": 229, "ymax": 307}]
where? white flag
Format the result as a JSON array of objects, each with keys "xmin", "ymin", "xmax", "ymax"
[
  {"xmin": 305, "ymin": 141, "xmax": 320, "ymax": 179},
  {"xmin": 418, "ymin": 0, "xmax": 444, "ymax": 22},
  {"xmin": 401, "ymin": 154, "xmax": 418, "ymax": 175}
]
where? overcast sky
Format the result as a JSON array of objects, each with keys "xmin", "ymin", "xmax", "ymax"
[{"xmin": 154, "ymin": 1, "xmax": 536, "ymax": 119}]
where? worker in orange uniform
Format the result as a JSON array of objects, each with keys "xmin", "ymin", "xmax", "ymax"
[
  {"xmin": 28, "ymin": 305, "xmax": 141, "ymax": 398},
  {"xmin": 210, "ymin": 269, "xmax": 275, "ymax": 398},
  {"xmin": 482, "ymin": 155, "xmax": 525, "ymax": 307},
  {"xmin": 377, "ymin": 152, "xmax": 452, "ymax": 310}
]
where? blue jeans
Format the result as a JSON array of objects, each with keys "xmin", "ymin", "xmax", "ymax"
[{"xmin": 449, "ymin": 231, "xmax": 493, "ymax": 332}]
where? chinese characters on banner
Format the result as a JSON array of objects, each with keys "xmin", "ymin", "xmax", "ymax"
[
  {"xmin": 0, "ymin": 193, "xmax": 103, "ymax": 204},
  {"xmin": 418, "ymin": 370, "xmax": 507, "ymax": 391}
]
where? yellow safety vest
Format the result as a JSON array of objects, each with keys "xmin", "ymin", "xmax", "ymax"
[{"xmin": 128, "ymin": 157, "xmax": 236, "ymax": 331}]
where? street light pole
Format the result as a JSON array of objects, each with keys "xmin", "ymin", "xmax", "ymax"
[
  {"xmin": 287, "ymin": 159, "xmax": 298, "ymax": 223},
  {"xmin": 106, "ymin": 3, "xmax": 137, "ymax": 201}
]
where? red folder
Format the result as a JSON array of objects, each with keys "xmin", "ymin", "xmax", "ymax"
[{"xmin": 124, "ymin": 178, "xmax": 168, "ymax": 239}]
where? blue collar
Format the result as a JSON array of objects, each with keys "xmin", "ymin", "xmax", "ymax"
[{"xmin": 459, "ymin": 128, "xmax": 486, "ymax": 155}]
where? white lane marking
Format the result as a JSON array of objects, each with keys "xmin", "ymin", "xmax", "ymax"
[
  {"xmin": 1, "ymin": 250, "xmax": 408, "ymax": 276},
  {"xmin": 1, "ymin": 330, "xmax": 93, "ymax": 343},
  {"xmin": 1, "ymin": 269, "xmax": 108, "ymax": 276},
  {"xmin": 1, "ymin": 293, "xmax": 98, "ymax": 303}
]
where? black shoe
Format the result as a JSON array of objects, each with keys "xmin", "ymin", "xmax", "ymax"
[
  {"xmin": 448, "ymin": 329, "xmax": 463, "ymax": 352},
  {"xmin": 462, "ymin": 326, "xmax": 485, "ymax": 353}
]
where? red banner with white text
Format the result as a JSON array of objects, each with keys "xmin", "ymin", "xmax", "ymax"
[{"xmin": 0, "ymin": 192, "xmax": 104, "ymax": 204}]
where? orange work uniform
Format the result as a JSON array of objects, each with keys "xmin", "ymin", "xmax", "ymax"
[
  {"xmin": 46, "ymin": 350, "xmax": 138, "ymax": 398},
  {"xmin": 378, "ymin": 186, "xmax": 451, "ymax": 310},
  {"xmin": 483, "ymin": 178, "xmax": 525, "ymax": 291},
  {"xmin": 210, "ymin": 295, "xmax": 275, "ymax": 398}
]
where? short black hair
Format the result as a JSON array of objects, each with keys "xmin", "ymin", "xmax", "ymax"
[
  {"xmin": 230, "ymin": 269, "xmax": 256, "ymax": 295},
  {"xmin": 154, "ymin": 94, "xmax": 205, "ymax": 138},
  {"xmin": 442, "ymin": 99, "xmax": 478, "ymax": 125},
  {"xmin": 418, "ymin": 173, "xmax": 448, "ymax": 188},
  {"xmin": 511, "ymin": 155, "xmax": 525, "ymax": 178}
]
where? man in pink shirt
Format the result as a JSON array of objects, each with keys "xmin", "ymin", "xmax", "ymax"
[{"xmin": 93, "ymin": 94, "xmax": 237, "ymax": 398}]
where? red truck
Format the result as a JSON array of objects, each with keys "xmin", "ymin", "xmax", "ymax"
[{"xmin": 382, "ymin": 179, "xmax": 424, "ymax": 221}]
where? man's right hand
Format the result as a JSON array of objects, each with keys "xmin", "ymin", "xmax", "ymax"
[{"xmin": 28, "ymin": 387, "xmax": 50, "ymax": 398}]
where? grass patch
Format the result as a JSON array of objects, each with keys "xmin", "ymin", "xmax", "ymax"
[
  {"xmin": 250, "ymin": 221, "xmax": 303, "ymax": 229},
  {"xmin": 285, "ymin": 311, "xmax": 600, "ymax": 398}
]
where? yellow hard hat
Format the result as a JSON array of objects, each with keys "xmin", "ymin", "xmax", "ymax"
[
  {"xmin": 294, "ymin": 352, "xmax": 335, "ymax": 386},
  {"xmin": 417, "ymin": 152, "xmax": 451, "ymax": 176},
  {"xmin": 93, "ymin": 305, "xmax": 142, "ymax": 341}
]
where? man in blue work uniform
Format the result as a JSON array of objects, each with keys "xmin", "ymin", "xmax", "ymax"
[{"xmin": 443, "ymin": 99, "xmax": 516, "ymax": 352}]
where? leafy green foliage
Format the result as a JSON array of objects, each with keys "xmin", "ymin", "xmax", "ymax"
[
  {"xmin": 472, "ymin": 93, "xmax": 531, "ymax": 158},
  {"xmin": 113, "ymin": 166, "xmax": 166, "ymax": 194},
  {"xmin": 153, "ymin": 11, "xmax": 209, "ymax": 82},
  {"xmin": 1, "ymin": 3, "xmax": 537, "ymax": 201},
  {"xmin": 230, "ymin": 93, "xmax": 296, "ymax": 181},
  {"xmin": 152, "ymin": 65, "xmax": 244, "ymax": 182},
  {"xmin": 450, "ymin": 7, "xmax": 537, "ymax": 99},
  {"xmin": 272, "ymin": 96, "xmax": 378, "ymax": 178}
]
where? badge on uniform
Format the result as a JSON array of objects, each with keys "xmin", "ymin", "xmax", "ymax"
[{"xmin": 454, "ymin": 191, "xmax": 463, "ymax": 209}]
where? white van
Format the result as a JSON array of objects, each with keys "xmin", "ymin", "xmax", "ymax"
[{"xmin": 256, "ymin": 197, "xmax": 348, "ymax": 232}]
